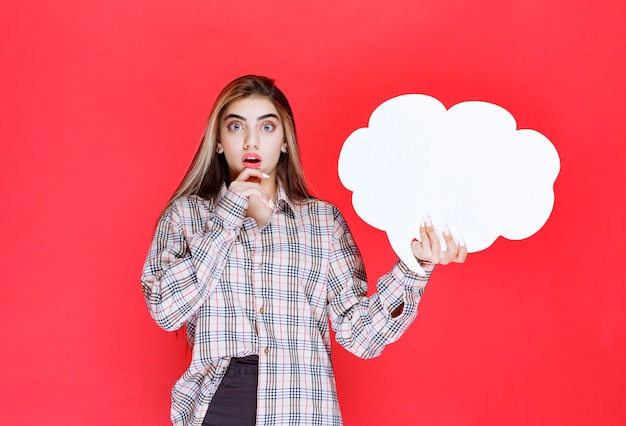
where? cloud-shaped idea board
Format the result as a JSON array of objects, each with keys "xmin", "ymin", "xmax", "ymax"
[{"xmin": 338, "ymin": 94, "xmax": 560, "ymax": 275}]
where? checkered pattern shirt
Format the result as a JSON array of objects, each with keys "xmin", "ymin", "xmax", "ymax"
[{"xmin": 141, "ymin": 184, "xmax": 434, "ymax": 426}]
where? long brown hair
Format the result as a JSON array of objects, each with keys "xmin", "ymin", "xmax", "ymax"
[{"xmin": 166, "ymin": 75, "xmax": 311, "ymax": 207}]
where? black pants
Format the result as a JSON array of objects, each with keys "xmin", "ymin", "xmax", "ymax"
[{"xmin": 202, "ymin": 355, "xmax": 259, "ymax": 426}]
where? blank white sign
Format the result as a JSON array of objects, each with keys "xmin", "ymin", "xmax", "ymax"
[{"xmin": 338, "ymin": 94, "xmax": 560, "ymax": 275}]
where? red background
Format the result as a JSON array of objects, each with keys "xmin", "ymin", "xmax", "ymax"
[{"xmin": 1, "ymin": 1, "xmax": 625, "ymax": 425}]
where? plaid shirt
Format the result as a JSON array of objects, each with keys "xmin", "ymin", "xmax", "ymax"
[{"xmin": 141, "ymin": 184, "xmax": 434, "ymax": 426}]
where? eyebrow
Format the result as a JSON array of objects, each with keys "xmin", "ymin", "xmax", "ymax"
[{"xmin": 223, "ymin": 113, "xmax": 280, "ymax": 122}]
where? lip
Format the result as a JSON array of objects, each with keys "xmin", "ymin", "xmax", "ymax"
[{"xmin": 242, "ymin": 153, "xmax": 262, "ymax": 169}]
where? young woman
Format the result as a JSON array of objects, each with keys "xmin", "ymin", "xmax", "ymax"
[{"xmin": 141, "ymin": 75, "xmax": 467, "ymax": 426}]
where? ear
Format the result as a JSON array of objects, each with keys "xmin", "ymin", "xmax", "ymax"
[
  {"xmin": 281, "ymin": 141, "xmax": 288, "ymax": 153},
  {"xmin": 216, "ymin": 143, "xmax": 224, "ymax": 154}
]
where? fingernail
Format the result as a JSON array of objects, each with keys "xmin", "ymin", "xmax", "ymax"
[
  {"xmin": 268, "ymin": 200, "xmax": 275, "ymax": 210},
  {"xmin": 459, "ymin": 238, "xmax": 466, "ymax": 247},
  {"xmin": 262, "ymin": 173, "xmax": 270, "ymax": 179},
  {"xmin": 425, "ymin": 219, "xmax": 432, "ymax": 227},
  {"xmin": 443, "ymin": 228, "xmax": 450, "ymax": 236}
]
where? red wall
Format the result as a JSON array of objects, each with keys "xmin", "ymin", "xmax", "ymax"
[{"xmin": 1, "ymin": 1, "xmax": 625, "ymax": 424}]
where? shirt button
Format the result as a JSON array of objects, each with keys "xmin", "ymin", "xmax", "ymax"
[
  {"xmin": 259, "ymin": 306, "xmax": 265, "ymax": 314},
  {"xmin": 264, "ymin": 348, "xmax": 269, "ymax": 355},
  {"xmin": 257, "ymin": 263, "xmax": 263, "ymax": 270}
]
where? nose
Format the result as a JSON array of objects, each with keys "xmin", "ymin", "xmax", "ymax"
[{"xmin": 244, "ymin": 130, "xmax": 259, "ymax": 149}]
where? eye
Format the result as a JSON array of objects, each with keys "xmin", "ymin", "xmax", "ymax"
[
  {"xmin": 227, "ymin": 122, "xmax": 243, "ymax": 131},
  {"xmin": 261, "ymin": 122, "xmax": 275, "ymax": 132}
]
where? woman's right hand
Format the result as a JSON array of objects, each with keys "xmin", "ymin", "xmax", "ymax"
[{"xmin": 228, "ymin": 169, "xmax": 274, "ymax": 210}]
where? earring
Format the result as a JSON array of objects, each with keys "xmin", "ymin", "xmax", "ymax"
[{"xmin": 217, "ymin": 147, "xmax": 224, "ymax": 154}]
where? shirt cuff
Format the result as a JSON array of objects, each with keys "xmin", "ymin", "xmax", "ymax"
[
  {"xmin": 393, "ymin": 259, "xmax": 434, "ymax": 290},
  {"xmin": 212, "ymin": 188, "xmax": 248, "ymax": 230}
]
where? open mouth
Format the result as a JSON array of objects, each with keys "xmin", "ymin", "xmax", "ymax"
[{"xmin": 242, "ymin": 153, "xmax": 262, "ymax": 168}]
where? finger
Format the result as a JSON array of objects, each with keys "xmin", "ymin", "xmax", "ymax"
[
  {"xmin": 233, "ymin": 168, "xmax": 255, "ymax": 182},
  {"xmin": 255, "ymin": 192, "xmax": 276, "ymax": 209},
  {"xmin": 424, "ymin": 219, "xmax": 441, "ymax": 263},
  {"xmin": 419, "ymin": 224, "xmax": 430, "ymax": 248},
  {"xmin": 230, "ymin": 182, "xmax": 271, "ymax": 206},
  {"xmin": 250, "ymin": 187, "xmax": 271, "ymax": 207},
  {"xmin": 411, "ymin": 239, "xmax": 432, "ymax": 264},
  {"xmin": 235, "ymin": 168, "xmax": 270, "ymax": 183},
  {"xmin": 417, "ymin": 224, "xmax": 434, "ymax": 260},
  {"xmin": 439, "ymin": 228, "xmax": 458, "ymax": 264},
  {"xmin": 410, "ymin": 238, "xmax": 424, "ymax": 258},
  {"xmin": 455, "ymin": 239, "xmax": 468, "ymax": 263},
  {"xmin": 414, "ymin": 222, "xmax": 437, "ymax": 263}
]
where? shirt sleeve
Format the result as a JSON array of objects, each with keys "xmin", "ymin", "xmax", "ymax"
[
  {"xmin": 140, "ymin": 191, "xmax": 248, "ymax": 331},
  {"xmin": 326, "ymin": 206, "xmax": 435, "ymax": 359}
]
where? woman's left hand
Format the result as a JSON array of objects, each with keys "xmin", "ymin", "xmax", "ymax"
[{"xmin": 411, "ymin": 219, "xmax": 468, "ymax": 265}]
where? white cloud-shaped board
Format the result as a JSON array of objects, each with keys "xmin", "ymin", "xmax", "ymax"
[{"xmin": 338, "ymin": 94, "xmax": 560, "ymax": 275}]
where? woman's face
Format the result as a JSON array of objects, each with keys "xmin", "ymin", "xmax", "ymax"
[{"xmin": 218, "ymin": 96, "xmax": 286, "ymax": 181}]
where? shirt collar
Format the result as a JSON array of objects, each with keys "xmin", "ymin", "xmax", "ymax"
[{"xmin": 276, "ymin": 182, "xmax": 296, "ymax": 215}]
